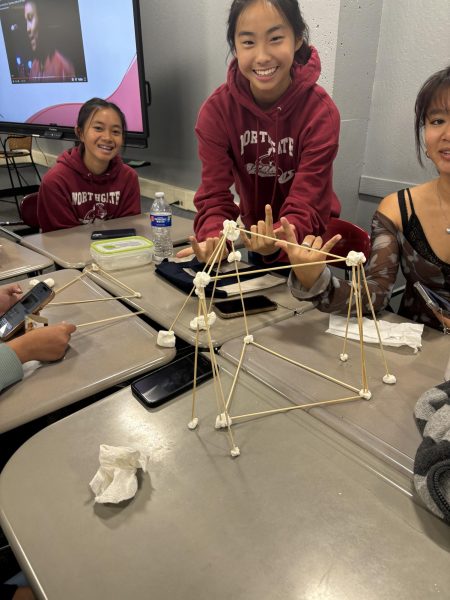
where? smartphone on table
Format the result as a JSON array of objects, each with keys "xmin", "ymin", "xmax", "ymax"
[
  {"xmin": 213, "ymin": 295, "xmax": 277, "ymax": 319},
  {"xmin": 0, "ymin": 281, "xmax": 55, "ymax": 340},
  {"xmin": 414, "ymin": 282, "xmax": 450, "ymax": 317},
  {"xmin": 91, "ymin": 228, "xmax": 137, "ymax": 240},
  {"xmin": 131, "ymin": 352, "xmax": 214, "ymax": 408}
]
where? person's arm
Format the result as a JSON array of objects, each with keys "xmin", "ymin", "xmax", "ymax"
[
  {"xmin": 0, "ymin": 344, "xmax": 24, "ymax": 392},
  {"xmin": 115, "ymin": 166, "xmax": 141, "ymax": 218},
  {"xmin": 0, "ymin": 323, "xmax": 76, "ymax": 393},
  {"xmin": 192, "ymin": 100, "xmax": 240, "ymax": 241},
  {"xmin": 6, "ymin": 323, "xmax": 76, "ymax": 364},
  {"xmin": 37, "ymin": 174, "xmax": 80, "ymax": 232},
  {"xmin": 272, "ymin": 100, "xmax": 341, "ymax": 247},
  {"xmin": 280, "ymin": 211, "xmax": 401, "ymax": 316}
]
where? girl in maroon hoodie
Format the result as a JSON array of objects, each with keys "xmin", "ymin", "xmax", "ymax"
[
  {"xmin": 178, "ymin": 0, "xmax": 340, "ymax": 263},
  {"xmin": 37, "ymin": 98, "xmax": 140, "ymax": 232}
]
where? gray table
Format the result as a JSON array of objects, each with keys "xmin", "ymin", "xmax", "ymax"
[
  {"xmin": 87, "ymin": 261, "xmax": 308, "ymax": 348},
  {"xmin": 219, "ymin": 310, "xmax": 450, "ymax": 478},
  {"xmin": 0, "ymin": 360, "xmax": 449, "ymax": 600},
  {"xmin": 0, "ymin": 237, "xmax": 54, "ymax": 280},
  {"xmin": 0, "ymin": 269, "xmax": 175, "ymax": 433},
  {"xmin": 19, "ymin": 213, "xmax": 194, "ymax": 268}
]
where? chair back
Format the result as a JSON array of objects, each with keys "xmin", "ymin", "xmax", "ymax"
[
  {"xmin": 322, "ymin": 218, "xmax": 371, "ymax": 270},
  {"xmin": 7, "ymin": 135, "xmax": 33, "ymax": 153},
  {"xmin": 20, "ymin": 192, "xmax": 40, "ymax": 228}
]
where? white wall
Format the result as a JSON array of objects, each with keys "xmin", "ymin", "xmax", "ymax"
[
  {"xmin": 137, "ymin": 0, "xmax": 341, "ymax": 193},
  {"xmin": 33, "ymin": 1, "xmax": 449, "ymax": 221},
  {"xmin": 358, "ymin": 0, "xmax": 449, "ymax": 226}
]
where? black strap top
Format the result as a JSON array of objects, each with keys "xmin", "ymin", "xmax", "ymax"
[{"xmin": 398, "ymin": 188, "xmax": 450, "ymax": 271}]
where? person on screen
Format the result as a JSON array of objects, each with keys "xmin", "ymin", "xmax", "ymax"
[
  {"xmin": 24, "ymin": 0, "xmax": 75, "ymax": 81},
  {"xmin": 176, "ymin": 0, "xmax": 341, "ymax": 264},
  {"xmin": 277, "ymin": 66, "xmax": 450, "ymax": 332},
  {"xmin": 37, "ymin": 98, "xmax": 141, "ymax": 232}
]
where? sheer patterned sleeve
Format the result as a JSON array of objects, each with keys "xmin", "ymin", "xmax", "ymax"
[{"xmin": 289, "ymin": 211, "xmax": 401, "ymax": 315}]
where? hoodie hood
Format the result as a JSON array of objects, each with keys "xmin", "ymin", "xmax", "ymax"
[
  {"xmin": 227, "ymin": 46, "xmax": 321, "ymax": 121},
  {"xmin": 57, "ymin": 145, "xmax": 125, "ymax": 183},
  {"xmin": 193, "ymin": 44, "xmax": 340, "ymax": 252}
]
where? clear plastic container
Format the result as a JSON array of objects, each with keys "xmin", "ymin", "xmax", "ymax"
[{"xmin": 90, "ymin": 236, "xmax": 154, "ymax": 271}]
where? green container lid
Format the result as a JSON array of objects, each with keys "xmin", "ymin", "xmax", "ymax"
[{"xmin": 90, "ymin": 236, "xmax": 154, "ymax": 256}]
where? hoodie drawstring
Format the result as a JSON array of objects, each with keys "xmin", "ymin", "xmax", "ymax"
[{"xmin": 271, "ymin": 108, "xmax": 281, "ymax": 205}]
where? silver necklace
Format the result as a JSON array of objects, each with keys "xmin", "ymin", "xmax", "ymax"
[{"xmin": 436, "ymin": 181, "xmax": 450, "ymax": 234}]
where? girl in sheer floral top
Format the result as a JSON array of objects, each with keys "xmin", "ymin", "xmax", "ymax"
[{"xmin": 278, "ymin": 65, "xmax": 450, "ymax": 332}]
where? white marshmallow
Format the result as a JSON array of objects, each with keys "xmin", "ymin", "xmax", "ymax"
[
  {"xmin": 188, "ymin": 418, "xmax": 199, "ymax": 430},
  {"xmin": 227, "ymin": 250, "xmax": 242, "ymax": 263},
  {"xmin": 339, "ymin": 353, "xmax": 349, "ymax": 362},
  {"xmin": 193, "ymin": 272, "xmax": 211, "ymax": 288},
  {"xmin": 383, "ymin": 373, "xmax": 397, "ymax": 385},
  {"xmin": 345, "ymin": 251, "xmax": 366, "ymax": 267},
  {"xmin": 157, "ymin": 330, "xmax": 176, "ymax": 347},
  {"xmin": 244, "ymin": 335, "xmax": 254, "ymax": 344},
  {"xmin": 230, "ymin": 446, "xmax": 241, "ymax": 458},
  {"xmin": 44, "ymin": 278, "xmax": 55, "ymax": 288},
  {"xmin": 222, "ymin": 219, "xmax": 240, "ymax": 242},
  {"xmin": 29, "ymin": 278, "xmax": 40, "ymax": 287},
  {"xmin": 215, "ymin": 412, "xmax": 233, "ymax": 429},
  {"xmin": 359, "ymin": 389, "xmax": 372, "ymax": 400}
]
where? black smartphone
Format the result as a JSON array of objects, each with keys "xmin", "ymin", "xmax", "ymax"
[
  {"xmin": 213, "ymin": 295, "xmax": 277, "ymax": 319},
  {"xmin": 131, "ymin": 352, "xmax": 214, "ymax": 408},
  {"xmin": 0, "ymin": 281, "xmax": 55, "ymax": 340},
  {"xmin": 414, "ymin": 282, "xmax": 450, "ymax": 317},
  {"xmin": 91, "ymin": 228, "xmax": 137, "ymax": 240}
]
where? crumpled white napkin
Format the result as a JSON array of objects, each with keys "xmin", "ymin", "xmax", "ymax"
[
  {"xmin": 327, "ymin": 314, "xmax": 424, "ymax": 353},
  {"xmin": 89, "ymin": 444, "xmax": 150, "ymax": 504}
]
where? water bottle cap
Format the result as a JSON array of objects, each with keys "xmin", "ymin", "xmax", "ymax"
[{"xmin": 155, "ymin": 192, "xmax": 164, "ymax": 199}]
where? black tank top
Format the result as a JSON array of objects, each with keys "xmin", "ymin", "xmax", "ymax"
[{"xmin": 398, "ymin": 188, "xmax": 450, "ymax": 272}]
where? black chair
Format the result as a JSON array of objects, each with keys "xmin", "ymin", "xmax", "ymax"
[{"xmin": 0, "ymin": 136, "xmax": 41, "ymax": 213}]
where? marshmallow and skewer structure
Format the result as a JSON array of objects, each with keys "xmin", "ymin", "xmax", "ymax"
[{"xmin": 155, "ymin": 219, "xmax": 396, "ymax": 458}]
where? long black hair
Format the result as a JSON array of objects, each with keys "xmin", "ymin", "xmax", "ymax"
[
  {"xmin": 226, "ymin": 0, "xmax": 311, "ymax": 65},
  {"xmin": 415, "ymin": 65, "xmax": 450, "ymax": 165},
  {"xmin": 75, "ymin": 98, "xmax": 127, "ymax": 150}
]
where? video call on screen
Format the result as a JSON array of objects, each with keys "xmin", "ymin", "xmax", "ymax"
[{"xmin": 0, "ymin": 0, "xmax": 87, "ymax": 84}]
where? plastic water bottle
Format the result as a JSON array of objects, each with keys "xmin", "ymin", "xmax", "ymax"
[{"xmin": 150, "ymin": 191, "xmax": 173, "ymax": 262}]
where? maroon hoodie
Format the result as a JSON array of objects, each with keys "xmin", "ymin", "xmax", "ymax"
[
  {"xmin": 37, "ymin": 146, "xmax": 140, "ymax": 232},
  {"xmin": 193, "ymin": 47, "xmax": 341, "ymax": 252}
]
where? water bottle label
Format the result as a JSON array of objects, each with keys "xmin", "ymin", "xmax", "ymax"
[{"xmin": 150, "ymin": 214, "xmax": 172, "ymax": 227}]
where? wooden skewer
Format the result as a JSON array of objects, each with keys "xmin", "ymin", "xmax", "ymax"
[
  {"xmin": 231, "ymin": 395, "xmax": 362, "ymax": 421},
  {"xmin": 225, "ymin": 338, "xmax": 248, "ymax": 412},
  {"xmin": 229, "ymin": 241, "xmax": 251, "ymax": 336},
  {"xmin": 54, "ymin": 272, "xmax": 87, "ymax": 295},
  {"xmin": 361, "ymin": 267, "xmax": 391, "ymax": 377},
  {"xmin": 209, "ymin": 258, "xmax": 345, "ymax": 281},
  {"xmin": 251, "ymin": 341, "xmax": 361, "ymax": 394},
  {"xmin": 239, "ymin": 227, "xmax": 345, "ymax": 261},
  {"xmin": 169, "ymin": 285, "xmax": 196, "ymax": 331},
  {"xmin": 50, "ymin": 294, "xmax": 138, "ymax": 306},
  {"xmin": 199, "ymin": 295, "xmax": 238, "ymax": 450},
  {"xmin": 88, "ymin": 265, "xmax": 141, "ymax": 297},
  {"xmin": 76, "ymin": 310, "xmax": 146, "ymax": 329}
]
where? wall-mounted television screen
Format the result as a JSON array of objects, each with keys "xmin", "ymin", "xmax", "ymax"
[{"xmin": 0, "ymin": 0, "xmax": 149, "ymax": 146}]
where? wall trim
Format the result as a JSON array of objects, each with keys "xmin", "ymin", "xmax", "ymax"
[
  {"xmin": 359, "ymin": 175, "xmax": 417, "ymax": 199},
  {"xmin": 30, "ymin": 149, "xmax": 197, "ymax": 211}
]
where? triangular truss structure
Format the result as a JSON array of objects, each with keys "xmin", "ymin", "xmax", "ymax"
[
  {"xmin": 158, "ymin": 221, "xmax": 396, "ymax": 457},
  {"xmin": 156, "ymin": 219, "xmax": 397, "ymax": 458}
]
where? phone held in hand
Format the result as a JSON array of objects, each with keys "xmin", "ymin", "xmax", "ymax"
[
  {"xmin": 131, "ymin": 352, "xmax": 214, "ymax": 408},
  {"xmin": 213, "ymin": 295, "xmax": 277, "ymax": 319},
  {"xmin": 91, "ymin": 228, "xmax": 137, "ymax": 240},
  {"xmin": 0, "ymin": 282, "xmax": 55, "ymax": 340},
  {"xmin": 414, "ymin": 282, "xmax": 450, "ymax": 318}
]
